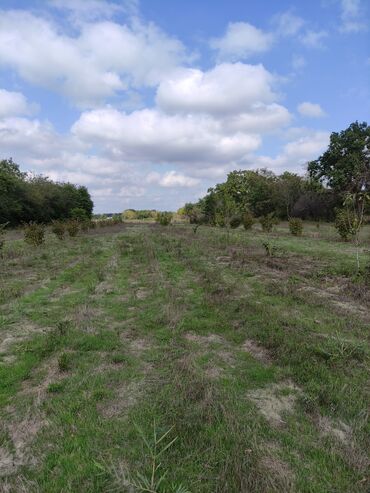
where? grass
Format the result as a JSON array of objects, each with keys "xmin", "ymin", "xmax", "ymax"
[{"xmin": 0, "ymin": 222, "xmax": 369, "ymax": 492}]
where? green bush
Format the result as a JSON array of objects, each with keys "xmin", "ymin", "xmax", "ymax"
[
  {"xmin": 242, "ymin": 211, "xmax": 254, "ymax": 230},
  {"xmin": 289, "ymin": 217, "xmax": 303, "ymax": 236},
  {"xmin": 51, "ymin": 220, "xmax": 66, "ymax": 240},
  {"xmin": 24, "ymin": 222, "xmax": 45, "ymax": 246},
  {"xmin": 66, "ymin": 219, "xmax": 79, "ymax": 237},
  {"xmin": 0, "ymin": 223, "xmax": 7, "ymax": 254},
  {"xmin": 229, "ymin": 215, "xmax": 242, "ymax": 229},
  {"xmin": 334, "ymin": 209, "xmax": 357, "ymax": 241},
  {"xmin": 259, "ymin": 213, "xmax": 277, "ymax": 233},
  {"xmin": 156, "ymin": 212, "xmax": 172, "ymax": 226}
]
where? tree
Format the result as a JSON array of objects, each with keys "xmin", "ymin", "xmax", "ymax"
[{"xmin": 308, "ymin": 121, "xmax": 370, "ymax": 209}]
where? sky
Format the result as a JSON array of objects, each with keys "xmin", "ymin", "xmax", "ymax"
[{"xmin": 0, "ymin": 0, "xmax": 369, "ymax": 213}]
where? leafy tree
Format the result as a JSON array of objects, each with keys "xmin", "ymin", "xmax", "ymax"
[{"xmin": 308, "ymin": 121, "xmax": 370, "ymax": 212}]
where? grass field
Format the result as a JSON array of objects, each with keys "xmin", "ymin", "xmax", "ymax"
[{"xmin": 0, "ymin": 222, "xmax": 369, "ymax": 492}]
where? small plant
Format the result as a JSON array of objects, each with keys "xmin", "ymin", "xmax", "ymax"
[
  {"xmin": 334, "ymin": 208, "xmax": 357, "ymax": 241},
  {"xmin": 289, "ymin": 217, "xmax": 303, "ymax": 236},
  {"xmin": 127, "ymin": 422, "xmax": 189, "ymax": 493},
  {"xmin": 0, "ymin": 222, "xmax": 8, "ymax": 255},
  {"xmin": 51, "ymin": 220, "xmax": 66, "ymax": 240},
  {"xmin": 58, "ymin": 352, "xmax": 71, "ymax": 372},
  {"xmin": 262, "ymin": 240, "xmax": 278, "ymax": 257},
  {"xmin": 24, "ymin": 222, "xmax": 45, "ymax": 246},
  {"xmin": 56, "ymin": 319, "xmax": 71, "ymax": 336},
  {"xmin": 259, "ymin": 213, "xmax": 277, "ymax": 233},
  {"xmin": 242, "ymin": 211, "xmax": 254, "ymax": 230},
  {"xmin": 156, "ymin": 212, "xmax": 173, "ymax": 226},
  {"xmin": 66, "ymin": 219, "xmax": 79, "ymax": 237}
]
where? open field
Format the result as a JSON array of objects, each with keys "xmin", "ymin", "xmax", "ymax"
[{"xmin": 0, "ymin": 222, "xmax": 369, "ymax": 492}]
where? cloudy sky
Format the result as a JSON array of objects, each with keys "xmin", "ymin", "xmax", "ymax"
[{"xmin": 0, "ymin": 0, "xmax": 369, "ymax": 212}]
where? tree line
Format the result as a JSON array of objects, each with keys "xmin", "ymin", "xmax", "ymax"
[
  {"xmin": 183, "ymin": 122, "xmax": 370, "ymax": 229},
  {"xmin": 0, "ymin": 158, "xmax": 93, "ymax": 226}
]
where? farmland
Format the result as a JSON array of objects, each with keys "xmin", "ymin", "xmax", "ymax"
[{"xmin": 0, "ymin": 222, "xmax": 369, "ymax": 492}]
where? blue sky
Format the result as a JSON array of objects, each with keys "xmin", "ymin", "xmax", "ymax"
[{"xmin": 0, "ymin": 0, "xmax": 369, "ymax": 212}]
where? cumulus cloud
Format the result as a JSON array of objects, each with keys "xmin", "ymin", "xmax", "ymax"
[
  {"xmin": 210, "ymin": 22, "xmax": 273, "ymax": 61},
  {"xmin": 48, "ymin": 0, "xmax": 137, "ymax": 22},
  {"xmin": 147, "ymin": 171, "xmax": 200, "ymax": 188},
  {"xmin": 0, "ymin": 10, "xmax": 188, "ymax": 107},
  {"xmin": 0, "ymin": 89, "xmax": 37, "ymax": 118},
  {"xmin": 257, "ymin": 131, "xmax": 330, "ymax": 173},
  {"xmin": 156, "ymin": 63, "xmax": 277, "ymax": 115},
  {"xmin": 297, "ymin": 102, "xmax": 326, "ymax": 118},
  {"xmin": 339, "ymin": 0, "xmax": 367, "ymax": 33},
  {"xmin": 72, "ymin": 107, "xmax": 262, "ymax": 164}
]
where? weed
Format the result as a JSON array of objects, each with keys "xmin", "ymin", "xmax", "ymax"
[
  {"xmin": 58, "ymin": 352, "xmax": 71, "ymax": 372},
  {"xmin": 51, "ymin": 220, "xmax": 66, "ymax": 240},
  {"xmin": 242, "ymin": 211, "xmax": 254, "ymax": 230},
  {"xmin": 66, "ymin": 219, "xmax": 79, "ymax": 237}
]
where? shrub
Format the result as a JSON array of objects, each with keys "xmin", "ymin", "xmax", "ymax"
[
  {"xmin": 262, "ymin": 240, "xmax": 278, "ymax": 257},
  {"xmin": 215, "ymin": 213, "xmax": 226, "ymax": 227},
  {"xmin": 229, "ymin": 215, "xmax": 242, "ymax": 229},
  {"xmin": 156, "ymin": 212, "xmax": 172, "ymax": 226},
  {"xmin": 51, "ymin": 220, "xmax": 65, "ymax": 240},
  {"xmin": 289, "ymin": 217, "xmax": 303, "ymax": 236},
  {"xmin": 334, "ymin": 209, "xmax": 357, "ymax": 241},
  {"xmin": 66, "ymin": 219, "xmax": 79, "ymax": 237},
  {"xmin": 260, "ymin": 213, "xmax": 277, "ymax": 233},
  {"xmin": 80, "ymin": 220, "xmax": 91, "ymax": 232},
  {"xmin": 24, "ymin": 222, "xmax": 45, "ymax": 246},
  {"xmin": 242, "ymin": 211, "xmax": 254, "ymax": 230},
  {"xmin": 0, "ymin": 223, "xmax": 8, "ymax": 254}
]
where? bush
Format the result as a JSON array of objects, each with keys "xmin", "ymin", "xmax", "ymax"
[
  {"xmin": 80, "ymin": 220, "xmax": 91, "ymax": 232},
  {"xmin": 215, "ymin": 213, "xmax": 226, "ymax": 227},
  {"xmin": 24, "ymin": 222, "xmax": 45, "ymax": 246},
  {"xmin": 334, "ymin": 209, "xmax": 357, "ymax": 241},
  {"xmin": 289, "ymin": 217, "xmax": 303, "ymax": 236},
  {"xmin": 260, "ymin": 213, "xmax": 277, "ymax": 233},
  {"xmin": 66, "ymin": 219, "xmax": 79, "ymax": 237},
  {"xmin": 242, "ymin": 211, "xmax": 254, "ymax": 230},
  {"xmin": 0, "ymin": 223, "xmax": 7, "ymax": 254},
  {"xmin": 51, "ymin": 220, "xmax": 66, "ymax": 240},
  {"xmin": 229, "ymin": 215, "xmax": 242, "ymax": 229},
  {"xmin": 156, "ymin": 212, "xmax": 172, "ymax": 226}
]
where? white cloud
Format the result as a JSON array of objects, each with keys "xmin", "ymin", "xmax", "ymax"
[
  {"xmin": 257, "ymin": 131, "xmax": 330, "ymax": 173},
  {"xmin": 210, "ymin": 22, "xmax": 273, "ymax": 61},
  {"xmin": 339, "ymin": 0, "xmax": 367, "ymax": 33},
  {"xmin": 0, "ymin": 10, "xmax": 188, "ymax": 107},
  {"xmin": 291, "ymin": 54, "xmax": 306, "ymax": 71},
  {"xmin": 273, "ymin": 11, "xmax": 305, "ymax": 37},
  {"xmin": 300, "ymin": 30, "xmax": 328, "ymax": 48},
  {"xmin": 0, "ymin": 89, "xmax": 37, "ymax": 118},
  {"xmin": 147, "ymin": 171, "xmax": 200, "ymax": 188},
  {"xmin": 297, "ymin": 102, "xmax": 326, "ymax": 118},
  {"xmin": 72, "ymin": 107, "xmax": 262, "ymax": 164},
  {"xmin": 156, "ymin": 63, "xmax": 277, "ymax": 115}
]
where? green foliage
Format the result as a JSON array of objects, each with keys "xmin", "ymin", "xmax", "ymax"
[
  {"xmin": 51, "ymin": 220, "xmax": 66, "ymax": 240},
  {"xmin": 156, "ymin": 212, "xmax": 173, "ymax": 226},
  {"xmin": 289, "ymin": 217, "xmax": 303, "ymax": 236},
  {"xmin": 242, "ymin": 211, "xmax": 254, "ymax": 230},
  {"xmin": 308, "ymin": 121, "xmax": 370, "ymax": 196},
  {"xmin": 262, "ymin": 240, "xmax": 278, "ymax": 257},
  {"xmin": 70, "ymin": 207, "xmax": 89, "ymax": 221},
  {"xmin": 66, "ymin": 219, "xmax": 79, "ymax": 237},
  {"xmin": 334, "ymin": 209, "xmax": 357, "ymax": 240},
  {"xmin": 259, "ymin": 213, "xmax": 277, "ymax": 232},
  {"xmin": 0, "ymin": 157, "xmax": 94, "ymax": 226},
  {"xmin": 24, "ymin": 222, "xmax": 45, "ymax": 246}
]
